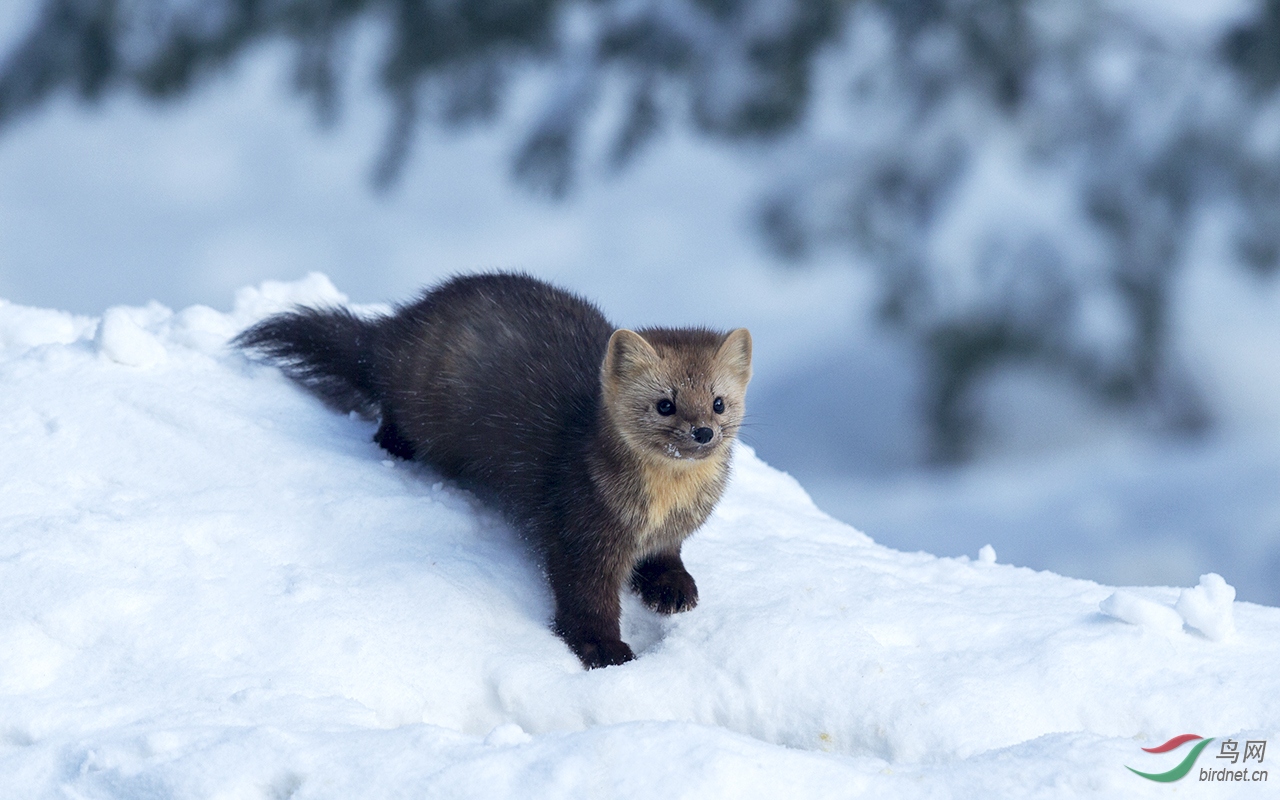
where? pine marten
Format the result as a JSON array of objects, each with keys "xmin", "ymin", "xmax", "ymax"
[{"xmin": 233, "ymin": 273, "xmax": 752, "ymax": 668}]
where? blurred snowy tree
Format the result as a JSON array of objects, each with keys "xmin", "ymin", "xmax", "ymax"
[
  {"xmin": 1, "ymin": 0, "xmax": 1277, "ymax": 460},
  {"xmin": 0, "ymin": 0, "xmax": 842, "ymax": 190},
  {"xmin": 760, "ymin": 0, "xmax": 1280, "ymax": 459}
]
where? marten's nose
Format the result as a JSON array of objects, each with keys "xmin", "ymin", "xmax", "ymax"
[{"xmin": 692, "ymin": 426, "xmax": 714, "ymax": 444}]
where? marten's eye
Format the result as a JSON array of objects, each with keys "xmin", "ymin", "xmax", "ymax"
[
  {"xmin": 713, "ymin": 397, "xmax": 725, "ymax": 414},
  {"xmin": 656, "ymin": 399, "xmax": 676, "ymax": 416}
]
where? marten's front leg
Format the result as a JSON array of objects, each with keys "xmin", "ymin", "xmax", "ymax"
[
  {"xmin": 546, "ymin": 534, "xmax": 635, "ymax": 669},
  {"xmin": 631, "ymin": 548, "xmax": 698, "ymax": 614}
]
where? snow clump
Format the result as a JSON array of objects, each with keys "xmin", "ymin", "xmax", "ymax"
[
  {"xmin": 1176, "ymin": 572, "xmax": 1237, "ymax": 641},
  {"xmin": 96, "ymin": 304, "xmax": 170, "ymax": 367},
  {"xmin": 1098, "ymin": 591, "xmax": 1184, "ymax": 636}
]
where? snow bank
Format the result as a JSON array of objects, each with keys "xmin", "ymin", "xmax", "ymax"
[{"xmin": 1, "ymin": 279, "xmax": 1277, "ymax": 798}]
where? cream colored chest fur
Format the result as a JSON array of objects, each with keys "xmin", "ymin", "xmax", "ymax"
[{"xmin": 633, "ymin": 453, "xmax": 726, "ymax": 552}]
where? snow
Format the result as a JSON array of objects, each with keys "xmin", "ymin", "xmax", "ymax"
[
  {"xmin": 1176, "ymin": 574, "xmax": 1238, "ymax": 642},
  {"xmin": 978, "ymin": 543, "xmax": 997, "ymax": 565},
  {"xmin": 2, "ymin": 278, "xmax": 1277, "ymax": 797},
  {"xmin": 1099, "ymin": 590, "xmax": 1186, "ymax": 637},
  {"xmin": 96, "ymin": 305, "xmax": 171, "ymax": 368}
]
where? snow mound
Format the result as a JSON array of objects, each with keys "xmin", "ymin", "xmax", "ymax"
[
  {"xmin": 1, "ymin": 277, "xmax": 1277, "ymax": 798},
  {"xmin": 1099, "ymin": 590, "xmax": 1185, "ymax": 636},
  {"xmin": 1177, "ymin": 573, "xmax": 1238, "ymax": 641},
  {"xmin": 978, "ymin": 543, "xmax": 997, "ymax": 565},
  {"xmin": 229, "ymin": 271, "xmax": 350, "ymax": 323},
  {"xmin": 0, "ymin": 298, "xmax": 95, "ymax": 353},
  {"xmin": 96, "ymin": 304, "xmax": 171, "ymax": 367}
]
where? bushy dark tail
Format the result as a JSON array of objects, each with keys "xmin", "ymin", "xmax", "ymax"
[{"xmin": 232, "ymin": 306, "xmax": 383, "ymax": 416}]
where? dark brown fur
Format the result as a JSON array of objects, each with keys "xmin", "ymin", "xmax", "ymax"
[{"xmin": 233, "ymin": 273, "xmax": 751, "ymax": 668}]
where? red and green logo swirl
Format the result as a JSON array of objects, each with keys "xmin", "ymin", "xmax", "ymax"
[{"xmin": 1127, "ymin": 735, "xmax": 1213, "ymax": 782}]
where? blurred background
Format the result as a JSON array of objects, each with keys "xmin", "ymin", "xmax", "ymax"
[{"xmin": 1, "ymin": 0, "xmax": 1278, "ymax": 603}]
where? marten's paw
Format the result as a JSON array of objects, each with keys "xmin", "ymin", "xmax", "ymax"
[
  {"xmin": 571, "ymin": 636, "xmax": 635, "ymax": 669},
  {"xmin": 373, "ymin": 419, "xmax": 416, "ymax": 460},
  {"xmin": 632, "ymin": 560, "xmax": 699, "ymax": 614}
]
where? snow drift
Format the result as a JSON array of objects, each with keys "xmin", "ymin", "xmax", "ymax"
[{"xmin": 1, "ymin": 276, "xmax": 1277, "ymax": 798}]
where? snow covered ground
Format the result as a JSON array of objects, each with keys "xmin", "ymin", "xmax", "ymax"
[{"xmin": 2, "ymin": 277, "xmax": 1277, "ymax": 797}]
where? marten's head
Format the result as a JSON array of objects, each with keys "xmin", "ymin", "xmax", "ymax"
[{"xmin": 601, "ymin": 326, "xmax": 752, "ymax": 464}]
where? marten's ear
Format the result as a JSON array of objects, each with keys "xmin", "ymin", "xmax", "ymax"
[
  {"xmin": 716, "ymin": 328, "xmax": 752, "ymax": 386},
  {"xmin": 603, "ymin": 329, "xmax": 660, "ymax": 388}
]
